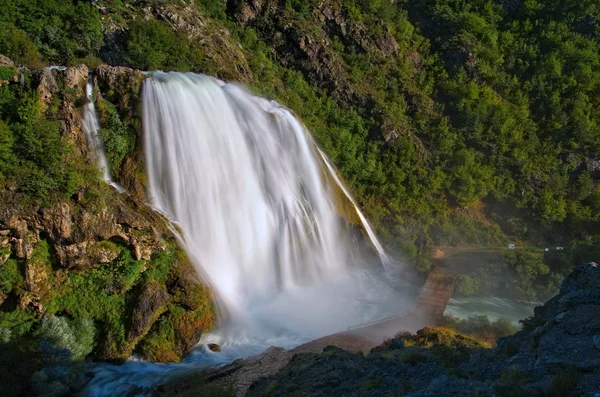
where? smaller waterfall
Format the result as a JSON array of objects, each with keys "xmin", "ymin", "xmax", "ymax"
[
  {"xmin": 318, "ymin": 150, "xmax": 391, "ymax": 270},
  {"xmin": 82, "ymin": 73, "xmax": 125, "ymax": 193}
]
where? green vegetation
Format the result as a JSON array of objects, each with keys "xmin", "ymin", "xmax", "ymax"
[
  {"xmin": 125, "ymin": 19, "xmax": 206, "ymax": 72},
  {"xmin": 0, "ymin": 78, "xmax": 94, "ymax": 204},
  {"xmin": 96, "ymin": 98, "xmax": 135, "ymax": 177},
  {"xmin": 441, "ymin": 315, "xmax": 518, "ymax": 346},
  {"xmin": 0, "ymin": 0, "xmax": 598, "ymax": 293},
  {"xmin": 0, "ymin": 0, "xmax": 102, "ymax": 66}
]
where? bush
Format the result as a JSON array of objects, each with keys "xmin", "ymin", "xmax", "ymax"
[
  {"xmin": 442, "ymin": 315, "xmax": 518, "ymax": 345},
  {"xmin": 0, "ymin": 23, "xmax": 42, "ymax": 67},
  {"xmin": 398, "ymin": 350, "xmax": 427, "ymax": 364},
  {"xmin": 125, "ymin": 19, "xmax": 205, "ymax": 71},
  {"xmin": 35, "ymin": 316, "xmax": 96, "ymax": 361},
  {"xmin": 96, "ymin": 99, "xmax": 135, "ymax": 176},
  {"xmin": 455, "ymin": 274, "xmax": 480, "ymax": 296}
]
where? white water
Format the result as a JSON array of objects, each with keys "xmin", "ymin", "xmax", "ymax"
[
  {"xmin": 445, "ymin": 296, "xmax": 539, "ymax": 325},
  {"xmin": 318, "ymin": 150, "xmax": 392, "ymax": 270},
  {"xmin": 83, "ymin": 72, "xmax": 408, "ymax": 396},
  {"xmin": 143, "ymin": 72, "xmax": 391, "ymax": 319},
  {"xmin": 82, "ymin": 73, "xmax": 125, "ymax": 193}
]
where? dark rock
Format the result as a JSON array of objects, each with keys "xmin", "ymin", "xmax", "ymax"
[
  {"xmin": 391, "ymin": 338, "xmax": 404, "ymax": 349},
  {"xmin": 208, "ymin": 343, "xmax": 221, "ymax": 352},
  {"xmin": 126, "ymin": 282, "xmax": 170, "ymax": 343},
  {"xmin": 245, "ymin": 264, "xmax": 600, "ymax": 397}
]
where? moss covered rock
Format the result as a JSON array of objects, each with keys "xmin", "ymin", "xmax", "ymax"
[{"xmin": 0, "ymin": 64, "xmax": 215, "ymax": 366}]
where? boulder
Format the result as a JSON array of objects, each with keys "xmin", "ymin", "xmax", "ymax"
[{"xmin": 127, "ymin": 282, "xmax": 170, "ymax": 343}]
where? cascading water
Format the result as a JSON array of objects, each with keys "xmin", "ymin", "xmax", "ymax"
[
  {"xmin": 84, "ymin": 72, "xmax": 414, "ymax": 396},
  {"xmin": 143, "ymin": 72, "xmax": 390, "ymax": 320},
  {"xmin": 82, "ymin": 73, "xmax": 125, "ymax": 193}
]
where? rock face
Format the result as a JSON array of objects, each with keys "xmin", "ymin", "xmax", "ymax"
[
  {"xmin": 228, "ymin": 0, "xmax": 409, "ymax": 144},
  {"xmin": 0, "ymin": 62, "xmax": 215, "ymax": 363},
  {"xmin": 127, "ymin": 282, "xmax": 170, "ymax": 343}
]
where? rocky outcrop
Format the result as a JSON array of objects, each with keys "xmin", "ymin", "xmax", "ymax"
[
  {"xmin": 0, "ymin": 62, "xmax": 215, "ymax": 363},
  {"xmin": 476, "ymin": 263, "xmax": 600, "ymax": 395},
  {"xmin": 228, "ymin": 0, "xmax": 412, "ymax": 143},
  {"xmin": 127, "ymin": 282, "xmax": 170, "ymax": 343}
]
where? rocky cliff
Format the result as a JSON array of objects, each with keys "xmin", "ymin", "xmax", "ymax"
[{"xmin": 0, "ymin": 63, "xmax": 215, "ymax": 396}]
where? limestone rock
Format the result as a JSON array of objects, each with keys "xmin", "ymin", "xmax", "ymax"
[
  {"xmin": 35, "ymin": 68, "xmax": 58, "ymax": 103},
  {"xmin": 0, "ymin": 55, "xmax": 14, "ymax": 68},
  {"xmin": 64, "ymin": 64, "xmax": 89, "ymax": 90},
  {"xmin": 6, "ymin": 216, "xmax": 27, "ymax": 238},
  {"xmin": 14, "ymin": 231, "xmax": 39, "ymax": 260},
  {"xmin": 55, "ymin": 241, "xmax": 89, "ymax": 269}
]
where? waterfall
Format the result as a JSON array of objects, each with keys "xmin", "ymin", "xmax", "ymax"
[
  {"xmin": 82, "ymin": 72, "xmax": 410, "ymax": 396},
  {"xmin": 143, "ymin": 72, "xmax": 391, "ymax": 321},
  {"xmin": 82, "ymin": 73, "xmax": 125, "ymax": 193}
]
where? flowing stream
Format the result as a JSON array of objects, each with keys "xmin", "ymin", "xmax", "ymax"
[
  {"xmin": 82, "ymin": 73, "xmax": 125, "ymax": 193},
  {"xmin": 83, "ymin": 72, "xmax": 412, "ymax": 395}
]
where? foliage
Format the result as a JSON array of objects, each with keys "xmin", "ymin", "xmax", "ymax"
[
  {"xmin": 125, "ymin": 19, "xmax": 206, "ymax": 72},
  {"xmin": 494, "ymin": 368, "xmax": 530, "ymax": 397},
  {"xmin": 0, "ymin": 0, "xmax": 103, "ymax": 65},
  {"xmin": 0, "ymin": 82, "xmax": 87, "ymax": 204},
  {"xmin": 455, "ymin": 274, "xmax": 480, "ymax": 296},
  {"xmin": 442, "ymin": 315, "xmax": 518, "ymax": 345},
  {"xmin": 35, "ymin": 316, "xmax": 96, "ymax": 361},
  {"xmin": 398, "ymin": 350, "xmax": 427, "ymax": 364},
  {"xmin": 96, "ymin": 99, "xmax": 135, "ymax": 177},
  {"xmin": 0, "ymin": 258, "xmax": 23, "ymax": 294}
]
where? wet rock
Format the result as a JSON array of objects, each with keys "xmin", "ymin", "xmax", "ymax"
[
  {"xmin": 208, "ymin": 343, "xmax": 221, "ymax": 352},
  {"xmin": 127, "ymin": 282, "xmax": 170, "ymax": 343}
]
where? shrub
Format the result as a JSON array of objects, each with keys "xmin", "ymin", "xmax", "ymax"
[
  {"xmin": 0, "ymin": 23, "xmax": 42, "ymax": 67},
  {"xmin": 35, "ymin": 316, "xmax": 96, "ymax": 361},
  {"xmin": 398, "ymin": 350, "xmax": 427, "ymax": 364},
  {"xmin": 442, "ymin": 315, "xmax": 518, "ymax": 346},
  {"xmin": 96, "ymin": 99, "xmax": 135, "ymax": 177},
  {"xmin": 550, "ymin": 369, "xmax": 581, "ymax": 397},
  {"xmin": 455, "ymin": 274, "xmax": 480, "ymax": 296},
  {"xmin": 125, "ymin": 19, "xmax": 205, "ymax": 72}
]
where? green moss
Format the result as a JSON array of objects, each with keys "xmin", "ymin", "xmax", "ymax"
[
  {"xmin": 136, "ymin": 315, "xmax": 179, "ymax": 362},
  {"xmin": 0, "ymin": 258, "xmax": 23, "ymax": 294}
]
